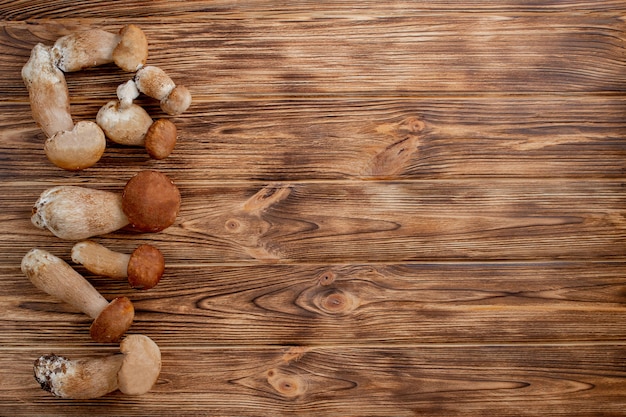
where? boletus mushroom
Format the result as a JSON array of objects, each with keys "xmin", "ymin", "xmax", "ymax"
[
  {"xmin": 31, "ymin": 170, "xmax": 181, "ymax": 240},
  {"xmin": 21, "ymin": 248, "xmax": 134, "ymax": 343},
  {"xmin": 72, "ymin": 241, "xmax": 165, "ymax": 290},
  {"xmin": 34, "ymin": 334, "xmax": 161, "ymax": 399},
  {"xmin": 134, "ymin": 65, "xmax": 192, "ymax": 115}
]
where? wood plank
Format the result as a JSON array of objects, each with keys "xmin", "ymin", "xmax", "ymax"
[
  {"xmin": 2, "ymin": 180, "xmax": 623, "ymax": 264},
  {"xmin": 2, "ymin": 97, "xmax": 626, "ymax": 181},
  {"xmin": 1, "ymin": 345, "xmax": 625, "ymax": 416},
  {"xmin": 2, "ymin": 0, "xmax": 625, "ymax": 20},
  {"xmin": 1, "ymin": 13, "xmax": 624, "ymax": 98},
  {"xmin": 3, "ymin": 262, "xmax": 626, "ymax": 346}
]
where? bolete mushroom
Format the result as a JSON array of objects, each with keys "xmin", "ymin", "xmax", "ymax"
[
  {"xmin": 31, "ymin": 170, "xmax": 181, "ymax": 240},
  {"xmin": 22, "ymin": 43, "xmax": 106, "ymax": 170},
  {"xmin": 21, "ymin": 248, "xmax": 134, "ymax": 343},
  {"xmin": 34, "ymin": 334, "xmax": 161, "ymax": 399},
  {"xmin": 134, "ymin": 65, "xmax": 192, "ymax": 115},
  {"xmin": 72, "ymin": 241, "xmax": 165, "ymax": 290},
  {"xmin": 51, "ymin": 25, "xmax": 148, "ymax": 73}
]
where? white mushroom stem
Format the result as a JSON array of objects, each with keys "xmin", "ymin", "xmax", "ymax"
[
  {"xmin": 34, "ymin": 334, "xmax": 161, "ymax": 399},
  {"xmin": 32, "ymin": 186, "xmax": 129, "ymax": 240},
  {"xmin": 21, "ymin": 44, "xmax": 74, "ymax": 138},
  {"xmin": 34, "ymin": 354, "xmax": 123, "ymax": 399},
  {"xmin": 21, "ymin": 249, "xmax": 109, "ymax": 319},
  {"xmin": 96, "ymin": 100, "xmax": 153, "ymax": 146},
  {"xmin": 117, "ymin": 80, "xmax": 140, "ymax": 110},
  {"xmin": 72, "ymin": 241, "xmax": 130, "ymax": 279},
  {"xmin": 52, "ymin": 29, "xmax": 120, "ymax": 72}
]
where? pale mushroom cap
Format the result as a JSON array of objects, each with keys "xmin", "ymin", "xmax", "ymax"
[
  {"xmin": 21, "ymin": 43, "xmax": 73, "ymax": 138},
  {"xmin": 161, "ymin": 84, "xmax": 192, "ymax": 116},
  {"xmin": 44, "ymin": 121, "xmax": 106, "ymax": 171},
  {"xmin": 122, "ymin": 170, "xmax": 181, "ymax": 233},
  {"xmin": 90, "ymin": 296, "xmax": 135, "ymax": 343},
  {"xmin": 144, "ymin": 118, "xmax": 177, "ymax": 160},
  {"xmin": 118, "ymin": 335, "xmax": 162, "ymax": 395},
  {"xmin": 34, "ymin": 354, "xmax": 123, "ymax": 399},
  {"xmin": 96, "ymin": 100, "xmax": 153, "ymax": 146},
  {"xmin": 113, "ymin": 24, "xmax": 148, "ymax": 72},
  {"xmin": 31, "ymin": 186, "xmax": 129, "ymax": 240},
  {"xmin": 135, "ymin": 66, "xmax": 175, "ymax": 101},
  {"xmin": 127, "ymin": 244, "xmax": 165, "ymax": 290},
  {"xmin": 52, "ymin": 29, "xmax": 120, "ymax": 72}
]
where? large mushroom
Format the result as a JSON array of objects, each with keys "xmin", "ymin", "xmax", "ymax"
[
  {"xmin": 72, "ymin": 241, "xmax": 165, "ymax": 290},
  {"xmin": 21, "ymin": 44, "xmax": 106, "ymax": 170},
  {"xmin": 31, "ymin": 170, "xmax": 181, "ymax": 240},
  {"xmin": 21, "ymin": 248, "xmax": 134, "ymax": 343},
  {"xmin": 33, "ymin": 334, "xmax": 161, "ymax": 399}
]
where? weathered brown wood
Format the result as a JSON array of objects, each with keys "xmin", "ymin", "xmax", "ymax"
[
  {"xmin": 1, "ymin": 345, "xmax": 625, "ymax": 416},
  {"xmin": 2, "ymin": 262, "xmax": 626, "ymax": 347},
  {"xmin": 1, "ymin": 1, "xmax": 625, "ymax": 415},
  {"xmin": 2, "ymin": 97, "xmax": 626, "ymax": 181},
  {"xmin": 1, "ymin": 12, "xmax": 625, "ymax": 99},
  {"xmin": 1, "ymin": 180, "xmax": 624, "ymax": 265}
]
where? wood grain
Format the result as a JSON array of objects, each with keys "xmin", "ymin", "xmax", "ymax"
[
  {"xmin": 1, "ymin": 345, "xmax": 625, "ymax": 416},
  {"xmin": 1, "ymin": 1, "xmax": 625, "ymax": 415},
  {"xmin": 2, "ymin": 97, "xmax": 626, "ymax": 181},
  {"xmin": 3, "ymin": 262, "xmax": 626, "ymax": 347}
]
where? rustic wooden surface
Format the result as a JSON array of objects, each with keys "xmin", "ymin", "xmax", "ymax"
[{"xmin": 0, "ymin": 1, "xmax": 625, "ymax": 416}]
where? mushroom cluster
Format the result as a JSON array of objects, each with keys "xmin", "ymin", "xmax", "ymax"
[
  {"xmin": 22, "ymin": 24, "xmax": 192, "ymax": 170},
  {"xmin": 20, "ymin": 25, "xmax": 189, "ymax": 399}
]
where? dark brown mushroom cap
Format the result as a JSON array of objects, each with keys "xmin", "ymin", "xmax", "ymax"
[
  {"xmin": 144, "ymin": 119, "xmax": 177, "ymax": 160},
  {"xmin": 121, "ymin": 170, "xmax": 181, "ymax": 233},
  {"xmin": 90, "ymin": 296, "xmax": 134, "ymax": 343},
  {"xmin": 127, "ymin": 244, "xmax": 165, "ymax": 290}
]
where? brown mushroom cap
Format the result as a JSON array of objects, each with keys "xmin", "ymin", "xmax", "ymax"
[
  {"xmin": 127, "ymin": 244, "xmax": 165, "ymax": 290},
  {"xmin": 144, "ymin": 118, "xmax": 177, "ymax": 160},
  {"xmin": 90, "ymin": 296, "xmax": 134, "ymax": 343},
  {"xmin": 121, "ymin": 170, "xmax": 181, "ymax": 233},
  {"xmin": 113, "ymin": 24, "xmax": 148, "ymax": 72}
]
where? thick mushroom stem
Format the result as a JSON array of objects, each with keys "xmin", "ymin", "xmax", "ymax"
[
  {"xmin": 34, "ymin": 354, "xmax": 123, "ymax": 399},
  {"xmin": 21, "ymin": 43, "xmax": 74, "ymax": 138},
  {"xmin": 31, "ymin": 186, "xmax": 129, "ymax": 240},
  {"xmin": 33, "ymin": 334, "xmax": 161, "ymax": 399},
  {"xmin": 96, "ymin": 100, "xmax": 153, "ymax": 146},
  {"xmin": 72, "ymin": 241, "xmax": 165, "ymax": 290},
  {"xmin": 51, "ymin": 29, "xmax": 120, "ymax": 72},
  {"xmin": 21, "ymin": 249, "xmax": 134, "ymax": 343}
]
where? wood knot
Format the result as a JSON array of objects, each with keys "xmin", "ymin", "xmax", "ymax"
[
  {"xmin": 318, "ymin": 270, "xmax": 336, "ymax": 286},
  {"xmin": 318, "ymin": 289, "xmax": 358, "ymax": 315},
  {"xmin": 225, "ymin": 218, "xmax": 241, "ymax": 232},
  {"xmin": 267, "ymin": 368, "xmax": 307, "ymax": 398}
]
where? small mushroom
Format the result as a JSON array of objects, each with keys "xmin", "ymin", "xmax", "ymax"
[
  {"xmin": 72, "ymin": 241, "xmax": 165, "ymax": 290},
  {"xmin": 34, "ymin": 334, "xmax": 161, "ymax": 399},
  {"xmin": 22, "ymin": 43, "xmax": 73, "ymax": 138},
  {"xmin": 31, "ymin": 170, "xmax": 181, "ymax": 240},
  {"xmin": 21, "ymin": 248, "xmax": 134, "ymax": 343},
  {"xmin": 135, "ymin": 65, "xmax": 192, "ymax": 115},
  {"xmin": 113, "ymin": 24, "xmax": 149, "ymax": 72},
  {"xmin": 51, "ymin": 29, "xmax": 120, "ymax": 72}
]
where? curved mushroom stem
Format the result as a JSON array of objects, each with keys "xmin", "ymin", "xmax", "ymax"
[
  {"xmin": 21, "ymin": 44, "xmax": 74, "ymax": 138},
  {"xmin": 31, "ymin": 186, "xmax": 129, "ymax": 240},
  {"xmin": 72, "ymin": 241, "xmax": 165, "ymax": 290},
  {"xmin": 22, "ymin": 249, "xmax": 134, "ymax": 343},
  {"xmin": 34, "ymin": 334, "xmax": 161, "ymax": 399}
]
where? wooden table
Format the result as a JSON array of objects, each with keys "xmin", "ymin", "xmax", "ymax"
[{"xmin": 1, "ymin": 1, "xmax": 625, "ymax": 415}]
